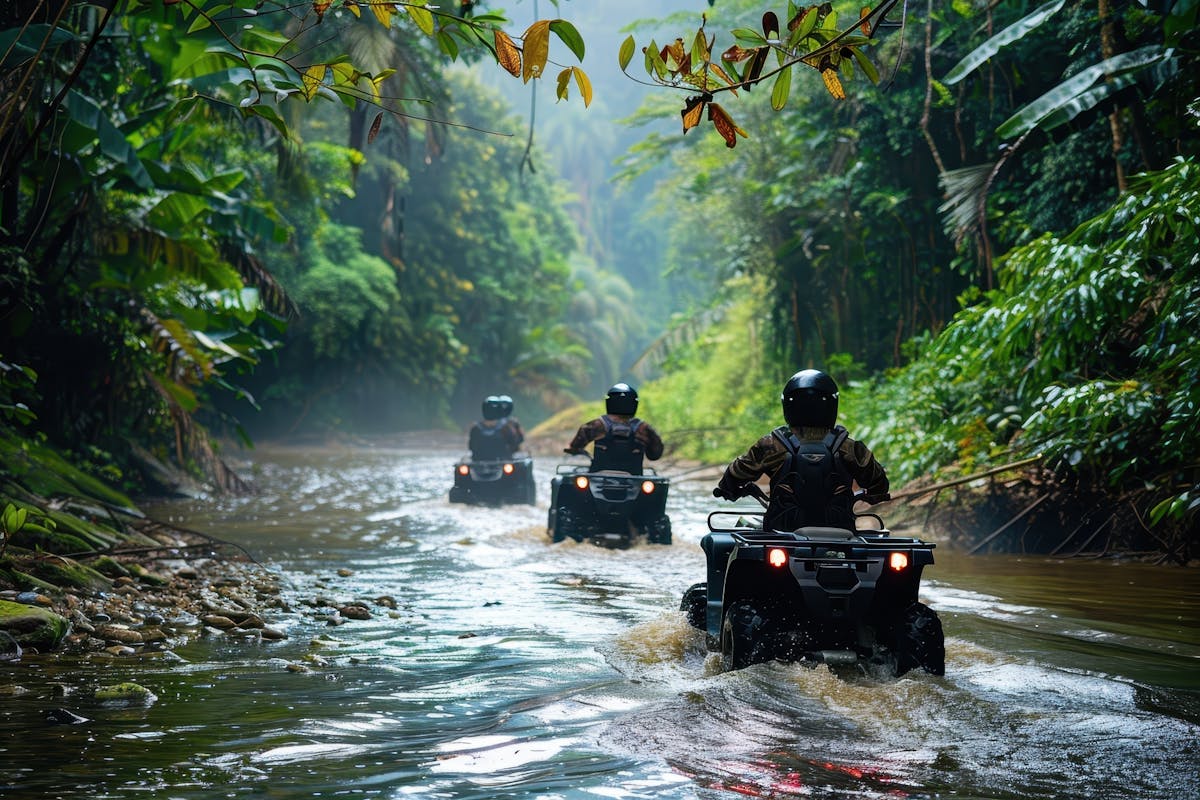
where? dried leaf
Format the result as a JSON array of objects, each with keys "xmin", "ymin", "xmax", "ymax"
[
  {"xmin": 721, "ymin": 44, "xmax": 755, "ymax": 63},
  {"xmin": 367, "ymin": 112, "xmax": 383, "ymax": 144},
  {"xmin": 708, "ymin": 102, "xmax": 747, "ymax": 148},
  {"xmin": 681, "ymin": 95, "xmax": 707, "ymax": 133},
  {"xmin": 313, "ymin": 0, "xmax": 331, "ymax": 20},
  {"xmin": 762, "ymin": 11, "xmax": 779, "ymax": 39},
  {"xmin": 821, "ymin": 68, "xmax": 846, "ymax": 99},
  {"xmin": 494, "ymin": 29, "xmax": 522, "ymax": 77},
  {"xmin": 860, "ymin": 6, "xmax": 872, "ymax": 35},
  {"xmin": 522, "ymin": 20, "xmax": 551, "ymax": 82}
]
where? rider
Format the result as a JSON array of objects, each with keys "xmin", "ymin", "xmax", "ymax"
[
  {"xmin": 469, "ymin": 395, "xmax": 524, "ymax": 460},
  {"xmin": 713, "ymin": 369, "xmax": 889, "ymax": 531},
  {"xmin": 565, "ymin": 382, "xmax": 664, "ymax": 475}
]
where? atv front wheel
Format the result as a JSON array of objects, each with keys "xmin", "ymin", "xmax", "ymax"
[
  {"xmin": 893, "ymin": 602, "xmax": 945, "ymax": 676},
  {"xmin": 721, "ymin": 600, "xmax": 774, "ymax": 671},
  {"xmin": 644, "ymin": 515, "xmax": 672, "ymax": 545},
  {"xmin": 680, "ymin": 583, "xmax": 707, "ymax": 630}
]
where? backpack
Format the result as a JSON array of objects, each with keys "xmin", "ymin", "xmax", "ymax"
[
  {"xmin": 591, "ymin": 416, "xmax": 646, "ymax": 474},
  {"xmin": 765, "ymin": 425, "xmax": 855, "ymax": 531},
  {"xmin": 470, "ymin": 418, "xmax": 512, "ymax": 460}
]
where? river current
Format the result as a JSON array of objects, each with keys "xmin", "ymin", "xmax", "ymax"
[{"xmin": 2, "ymin": 437, "xmax": 1197, "ymax": 799}]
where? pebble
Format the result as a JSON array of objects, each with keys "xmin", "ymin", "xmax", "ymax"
[
  {"xmin": 201, "ymin": 615, "xmax": 237, "ymax": 630},
  {"xmin": 104, "ymin": 645, "xmax": 136, "ymax": 656},
  {"xmin": 338, "ymin": 605, "xmax": 371, "ymax": 621},
  {"xmin": 96, "ymin": 625, "xmax": 144, "ymax": 644},
  {"xmin": 15, "ymin": 592, "xmax": 52, "ymax": 607}
]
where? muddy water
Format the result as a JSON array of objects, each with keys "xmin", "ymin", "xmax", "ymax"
[{"xmin": 2, "ymin": 437, "xmax": 1197, "ymax": 799}]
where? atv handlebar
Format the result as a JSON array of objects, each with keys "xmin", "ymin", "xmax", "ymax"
[{"xmin": 715, "ymin": 482, "xmax": 882, "ymax": 508}]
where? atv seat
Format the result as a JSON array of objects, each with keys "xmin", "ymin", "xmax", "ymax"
[{"xmin": 787, "ymin": 526, "xmax": 859, "ymax": 540}]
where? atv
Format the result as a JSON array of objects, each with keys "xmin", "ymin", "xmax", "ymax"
[
  {"xmin": 680, "ymin": 484, "xmax": 944, "ymax": 676},
  {"xmin": 448, "ymin": 454, "xmax": 537, "ymax": 506},
  {"xmin": 547, "ymin": 461, "xmax": 672, "ymax": 547}
]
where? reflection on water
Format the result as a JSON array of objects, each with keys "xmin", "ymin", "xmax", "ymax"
[{"xmin": 1, "ymin": 438, "xmax": 1197, "ymax": 800}]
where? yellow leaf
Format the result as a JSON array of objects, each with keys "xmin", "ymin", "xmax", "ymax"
[
  {"xmin": 406, "ymin": 4, "xmax": 434, "ymax": 35},
  {"xmin": 571, "ymin": 66, "xmax": 592, "ymax": 108},
  {"xmin": 368, "ymin": 1, "xmax": 394, "ymax": 27},
  {"xmin": 556, "ymin": 67, "xmax": 571, "ymax": 101},
  {"xmin": 860, "ymin": 6, "xmax": 872, "ymax": 35},
  {"xmin": 494, "ymin": 29, "xmax": 522, "ymax": 77},
  {"xmin": 821, "ymin": 68, "xmax": 846, "ymax": 100},
  {"xmin": 301, "ymin": 64, "xmax": 326, "ymax": 101},
  {"xmin": 522, "ymin": 19, "xmax": 551, "ymax": 83},
  {"xmin": 345, "ymin": 1, "xmax": 360, "ymax": 18},
  {"xmin": 313, "ymin": 0, "xmax": 331, "ymax": 20}
]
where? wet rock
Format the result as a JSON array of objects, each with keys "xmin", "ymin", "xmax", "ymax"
[
  {"xmin": 95, "ymin": 625, "xmax": 144, "ymax": 645},
  {"xmin": 201, "ymin": 615, "xmax": 237, "ymax": 630},
  {"xmin": 95, "ymin": 682, "xmax": 157, "ymax": 704},
  {"xmin": 235, "ymin": 614, "xmax": 265, "ymax": 630},
  {"xmin": 374, "ymin": 595, "xmax": 398, "ymax": 609},
  {"xmin": 260, "ymin": 627, "xmax": 287, "ymax": 641},
  {"xmin": 91, "ymin": 612, "xmax": 112, "ymax": 624},
  {"xmin": 46, "ymin": 708, "xmax": 90, "ymax": 725},
  {"xmin": 143, "ymin": 613, "xmax": 165, "ymax": 626},
  {"xmin": 338, "ymin": 605, "xmax": 371, "ymax": 621},
  {"xmin": 103, "ymin": 645, "xmax": 136, "ymax": 656},
  {"xmin": 15, "ymin": 591, "xmax": 52, "ymax": 607},
  {"xmin": 173, "ymin": 566, "xmax": 199, "ymax": 580},
  {"xmin": 0, "ymin": 599, "xmax": 70, "ymax": 651},
  {"xmin": 336, "ymin": 568, "xmax": 353, "ymax": 577},
  {"xmin": 285, "ymin": 663, "xmax": 310, "ymax": 673}
]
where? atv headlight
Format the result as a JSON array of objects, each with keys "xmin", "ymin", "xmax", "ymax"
[
  {"xmin": 574, "ymin": 475, "xmax": 590, "ymax": 490},
  {"xmin": 889, "ymin": 552, "xmax": 909, "ymax": 571},
  {"xmin": 458, "ymin": 464, "xmax": 470, "ymax": 476},
  {"xmin": 768, "ymin": 547, "xmax": 788, "ymax": 568},
  {"xmin": 641, "ymin": 480, "xmax": 655, "ymax": 494},
  {"xmin": 503, "ymin": 463, "xmax": 515, "ymax": 475}
]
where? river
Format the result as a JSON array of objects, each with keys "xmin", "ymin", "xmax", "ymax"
[{"xmin": 2, "ymin": 437, "xmax": 1198, "ymax": 799}]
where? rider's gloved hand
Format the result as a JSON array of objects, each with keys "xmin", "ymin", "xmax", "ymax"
[{"xmin": 713, "ymin": 485, "xmax": 739, "ymax": 500}]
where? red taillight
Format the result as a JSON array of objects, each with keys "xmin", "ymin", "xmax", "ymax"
[
  {"xmin": 502, "ymin": 463, "xmax": 515, "ymax": 475},
  {"xmin": 768, "ymin": 548, "xmax": 788, "ymax": 568},
  {"xmin": 889, "ymin": 552, "xmax": 909, "ymax": 571},
  {"xmin": 574, "ymin": 475, "xmax": 589, "ymax": 490},
  {"xmin": 457, "ymin": 464, "xmax": 469, "ymax": 476},
  {"xmin": 641, "ymin": 480, "xmax": 655, "ymax": 494}
]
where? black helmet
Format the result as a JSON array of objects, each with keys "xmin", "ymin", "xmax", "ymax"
[
  {"xmin": 605, "ymin": 382, "xmax": 638, "ymax": 416},
  {"xmin": 481, "ymin": 395, "xmax": 506, "ymax": 421},
  {"xmin": 497, "ymin": 395, "xmax": 514, "ymax": 417},
  {"xmin": 781, "ymin": 369, "xmax": 839, "ymax": 428}
]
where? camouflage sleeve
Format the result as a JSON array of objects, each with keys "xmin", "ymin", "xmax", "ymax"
[
  {"xmin": 715, "ymin": 433, "xmax": 781, "ymax": 495},
  {"xmin": 506, "ymin": 419, "xmax": 525, "ymax": 449},
  {"xmin": 566, "ymin": 418, "xmax": 602, "ymax": 454},
  {"xmin": 844, "ymin": 438, "xmax": 889, "ymax": 500},
  {"xmin": 638, "ymin": 422, "xmax": 664, "ymax": 460}
]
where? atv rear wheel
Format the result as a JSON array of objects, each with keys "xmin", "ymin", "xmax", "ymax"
[
  {"xmin": 680, "ymin": 583, "xmax": 707, "ymax": 630},
  {"xmin": 893, "ymin": 602, "xmax": 945, "ymax": 676},
  {"xmin": 721, "ymin": 600, "xmax": 775, "ymax": 671}
]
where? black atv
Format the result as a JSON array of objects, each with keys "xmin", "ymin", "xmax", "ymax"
[
  {"xmin": 547, "ymin": 462, "xmax": 672, "ymax": 547},
  {"xmin": 680, "ymin": 484, "xmax": 944, "ymax": 676},
  {"xmin": 448, "ymin": 454, "xmax": 536, "ymax": 506}
]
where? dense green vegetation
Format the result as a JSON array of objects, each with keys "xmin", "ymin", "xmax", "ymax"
[{"xmin": 1, "ymin": 0, "xmax": 1197, "ymax": 562}]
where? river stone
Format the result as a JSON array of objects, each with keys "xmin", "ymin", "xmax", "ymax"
[
  {"xmin": 46, "ymin": 708, "xmax": 90, "ymax": 725},
  {"xmin": 0, "ymin": 599, "xmax": 70, "ymax": 651},
  {"xmin": 260, "ymin": 627, "xmax": 287, "ymax": 641},
  {"xmin": 104, "ymin": 644, "xmax": 136, "ymax": 656},
  {"xmin": 94, "ymin": 682, "xmax": 157, "ymax": 704},
  {"xmin": 201, "ymin": 614, "xmax": 237, "ymax": 629},
  {"xmin": 95, "ymin": 625, "xmax": 143, "ymax": 644},
  {"xmin": 338, "ymin": 605, "xmax": 371, "ymax": 621}
]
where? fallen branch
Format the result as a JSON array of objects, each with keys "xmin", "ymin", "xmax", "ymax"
[
  {"xmin": 883, "ymin": 455, "xmax": 1044, "ymax": 502},
  {"xmin": 968, "ymin": 493, "xmax": 1049, "ymax": 555}
]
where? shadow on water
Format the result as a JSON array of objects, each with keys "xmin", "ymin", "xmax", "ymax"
[{"xmin": 2, "ymin": 440, "xmax": 1198, "ymax": 799}]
